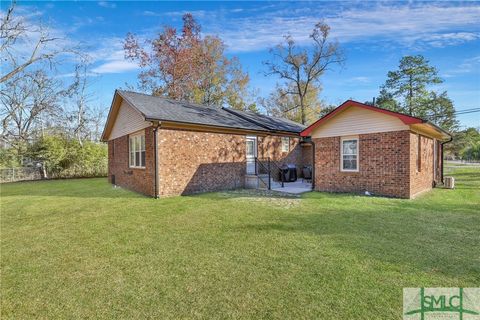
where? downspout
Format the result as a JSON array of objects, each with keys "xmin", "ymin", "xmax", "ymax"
[
  {"xmin": 440, "ymin": 136, "xmax": 453, "ymax": 184},
  {"xmin": 152, "ymin": 121, "xmax": 160, "ymax": 199}
]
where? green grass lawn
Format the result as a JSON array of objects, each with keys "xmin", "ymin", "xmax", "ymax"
[{"xmin": 1, "ymin": 168, "xmax": 479, "ymax": 319}]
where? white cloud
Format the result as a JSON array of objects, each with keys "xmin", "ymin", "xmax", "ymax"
[
  {"xmin": 142, "ymin": 10, "xmax": 157, "ymax": 17},
  {"xmin": 348, "ymin": 77, "xmax": 370, "ymax": 84},
  {"xmin": 419, "ymin": 33, "xmax": 480, "ymax": 48},
  {"xmin": 444, "ymin": 56, "xmax": 480, "ymax": 77},
  {"xmin": 88, "ymin": 37, "xmax": 139, "ymax": 74},
  {"xmin": 0, "ymin": 7, "xmax": 79, "ymax": 67},
  {"xmin": 69, "ymin": 16, "xmax": 105, "ymax": 32},
  {"xmin": 193, "ymin": 3, "xmax": 480, "ymax": 52},
  {"xmin": 143, "ymin": 9, "xmax": 208, "ymax": 18},
  {"xmin": 92, "ymin": 60, "xmax": 138, "ymax": 74},
  {"xmin": 2, "ymin": 4, "xmax": 132, "ymax": 76},
  {"xmin": 98, "ymin": 1, "xmax": 116, "ymax": 9}
]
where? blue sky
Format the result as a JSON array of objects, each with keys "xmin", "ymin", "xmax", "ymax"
[{"xmin": 4, "ymin": 1, "xmax": 480, "ymax": 127}]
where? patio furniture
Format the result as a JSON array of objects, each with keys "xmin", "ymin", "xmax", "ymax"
[{"xmin": 302, "ymin": 166, "xmax": 312, "ymax": 183}]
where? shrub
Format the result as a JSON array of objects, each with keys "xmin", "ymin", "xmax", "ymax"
[{"xmin": 27, "ymin": 135, "xmax": 107, "ymax": 178}]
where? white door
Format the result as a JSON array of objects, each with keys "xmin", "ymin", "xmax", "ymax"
[{"xmin": 246, "ymin": 136, "xmax": 257, "ymax": 174}]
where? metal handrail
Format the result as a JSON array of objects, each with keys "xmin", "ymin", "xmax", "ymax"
[
  {"xmin": 255, "ymin": 158, "xmax": 271, "ymax": 189},
  {"xmin": 255, "ymin": 157, "xmax": 284, "ymax": 188},
  {"xmin": 268, "ymin": 158, "xmax": 285, "ymax": 188}
]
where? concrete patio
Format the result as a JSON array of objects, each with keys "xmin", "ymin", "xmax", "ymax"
[{"xmin": 271, "ymin": 180, "xmax": 312, "ymax": 194}]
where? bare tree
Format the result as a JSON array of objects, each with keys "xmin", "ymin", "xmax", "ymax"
[
  {"xmin": 261, "ymin": 83, "xmax": 324, "ymax": 124},
  {"xmin": 264, "ymin": 22, "xmax": 344, "ymax": 124},
  {"xmin": 88, "ymin": 106, "xmax": 106, "ymax": 142},
  {"xmin": 64, "ymin": 63, "xmax": 93, "ymax": 146},
  {"xmin": 0, "ymin": 70, "xmax": 64, "ymax": 159},
  {"xmin": 0, "ymin": 1, "xmax": 75, "ymax": 84}
]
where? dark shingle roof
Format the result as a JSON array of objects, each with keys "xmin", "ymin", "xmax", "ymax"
[
  {"xmin": 117, "ymin": 90, "xmax": 305, "ymax": 133},
  {"xmin": 223, "ymin": 108, "xmax": 306, "ymax": 133}
]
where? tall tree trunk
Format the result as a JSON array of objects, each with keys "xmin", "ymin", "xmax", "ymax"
[
  {"xmin": 41, "ymin": 165, "xmax": 48, "ymax": 179},
  {"xmin": 409, "ymin": 75, "xmax": 413, "ymax": 115},
  {"xmin": 300, "ymin": 95, "xmax": 306, "ymax": 125}
]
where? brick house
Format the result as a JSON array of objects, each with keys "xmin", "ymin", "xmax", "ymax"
[
  {"xmin": 101, "ymin": 90, "xmax": 310, "ymax": 197},
  {"xmin": 102, "ymin": 91, "xmax": 450, "ymax": 199},
  {"xmin": 300, "ymin": 100, "xmax": 451, "ymax": 198}
]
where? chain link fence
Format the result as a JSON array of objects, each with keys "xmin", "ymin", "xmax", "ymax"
[
  {"xmin": 444, "ymin": 161, "xmax": 480, "ymax": 176},
  {"xmin": 0, "ymin": 167, "xmax": 42, "ymax": 183},
  {"xmin": 1, "ymin": 165, "xmax": 107, "ymax": 183}
]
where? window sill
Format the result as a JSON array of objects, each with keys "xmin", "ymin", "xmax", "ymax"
[
  {"xmin": 340, "ymin": 169, "xmax": 359, "ymax": 173},
  {"xmin": 129, "ymin": 166, "xmax": 146, "ymax": 170}
]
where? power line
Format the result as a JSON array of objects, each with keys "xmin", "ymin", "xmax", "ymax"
[
  {"xmin": 419, "ymin": 107, "xmax": 480, "ymax": 120},
  {"xmin": 453, "ymin": 109, "xmax": 480, "ymax": 115},
  {"xmin": 454, "ymin": 111, "xmax": 480, "ymax": 116}
]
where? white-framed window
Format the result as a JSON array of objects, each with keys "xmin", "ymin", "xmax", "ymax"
[
  {"xmin": 129, "ymin": 132, "xmax": 146, "ymax": 168},
  {"xmin": 281, "ymin": 137, "xmax": 290, "ymax": 152},
  {"xmin": 341, "ymin": 137, "xmax": 359, "ymax": 172}
]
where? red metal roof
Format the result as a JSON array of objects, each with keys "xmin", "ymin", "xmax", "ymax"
[{"xmin": 300, "ymin": 100, "xmax": 424, "ymax": 137}]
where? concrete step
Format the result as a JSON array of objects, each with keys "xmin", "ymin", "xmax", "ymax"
[{"xmin": 245, "ymin": 174, "xmax": 285, "ymax": 190}]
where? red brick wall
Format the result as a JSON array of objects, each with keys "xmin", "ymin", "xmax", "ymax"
[
  {"xmin": 409, "ymin": 133, "xmax": 435, "ymax": 197},
  {"xmin": 257, "ymin": 136, "xmax": 301, "ymax": 163},
  {"xmin": 301, "ymin": 144, "xmax": 313, "ymax": 167},
  {"xmin": 257, "ymin": 136, "xmax": 308, "ymax": 178},
  {"xmin": 313, "ymin": 131, "xmax": 411, "ymax": 198},
  {"xmin": 157, "ymin": 131, "xmax": 307, "ymax": 196},
  {"xmin": 434, "ymin": 139, "xmax": 442, "ymax": 185},
  {"xmin": 108, "ymin": 127, "xmax": 439, "ymax": 198},
  {"xmin": 157, "ymin": 129, "xmax": 247, "ymax": 196},
  {"xmin": 108, "ymin": 128, "xmax": 310, "ymax": 197},
  {"xmin": 108, "ymin": 127, "xmax": 155, "ymax": 196}
]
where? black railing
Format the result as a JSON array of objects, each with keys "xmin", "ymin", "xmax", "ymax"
[{"xmin": 254, "ymin": 157, "xmax": 284, "ymax": 189}]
